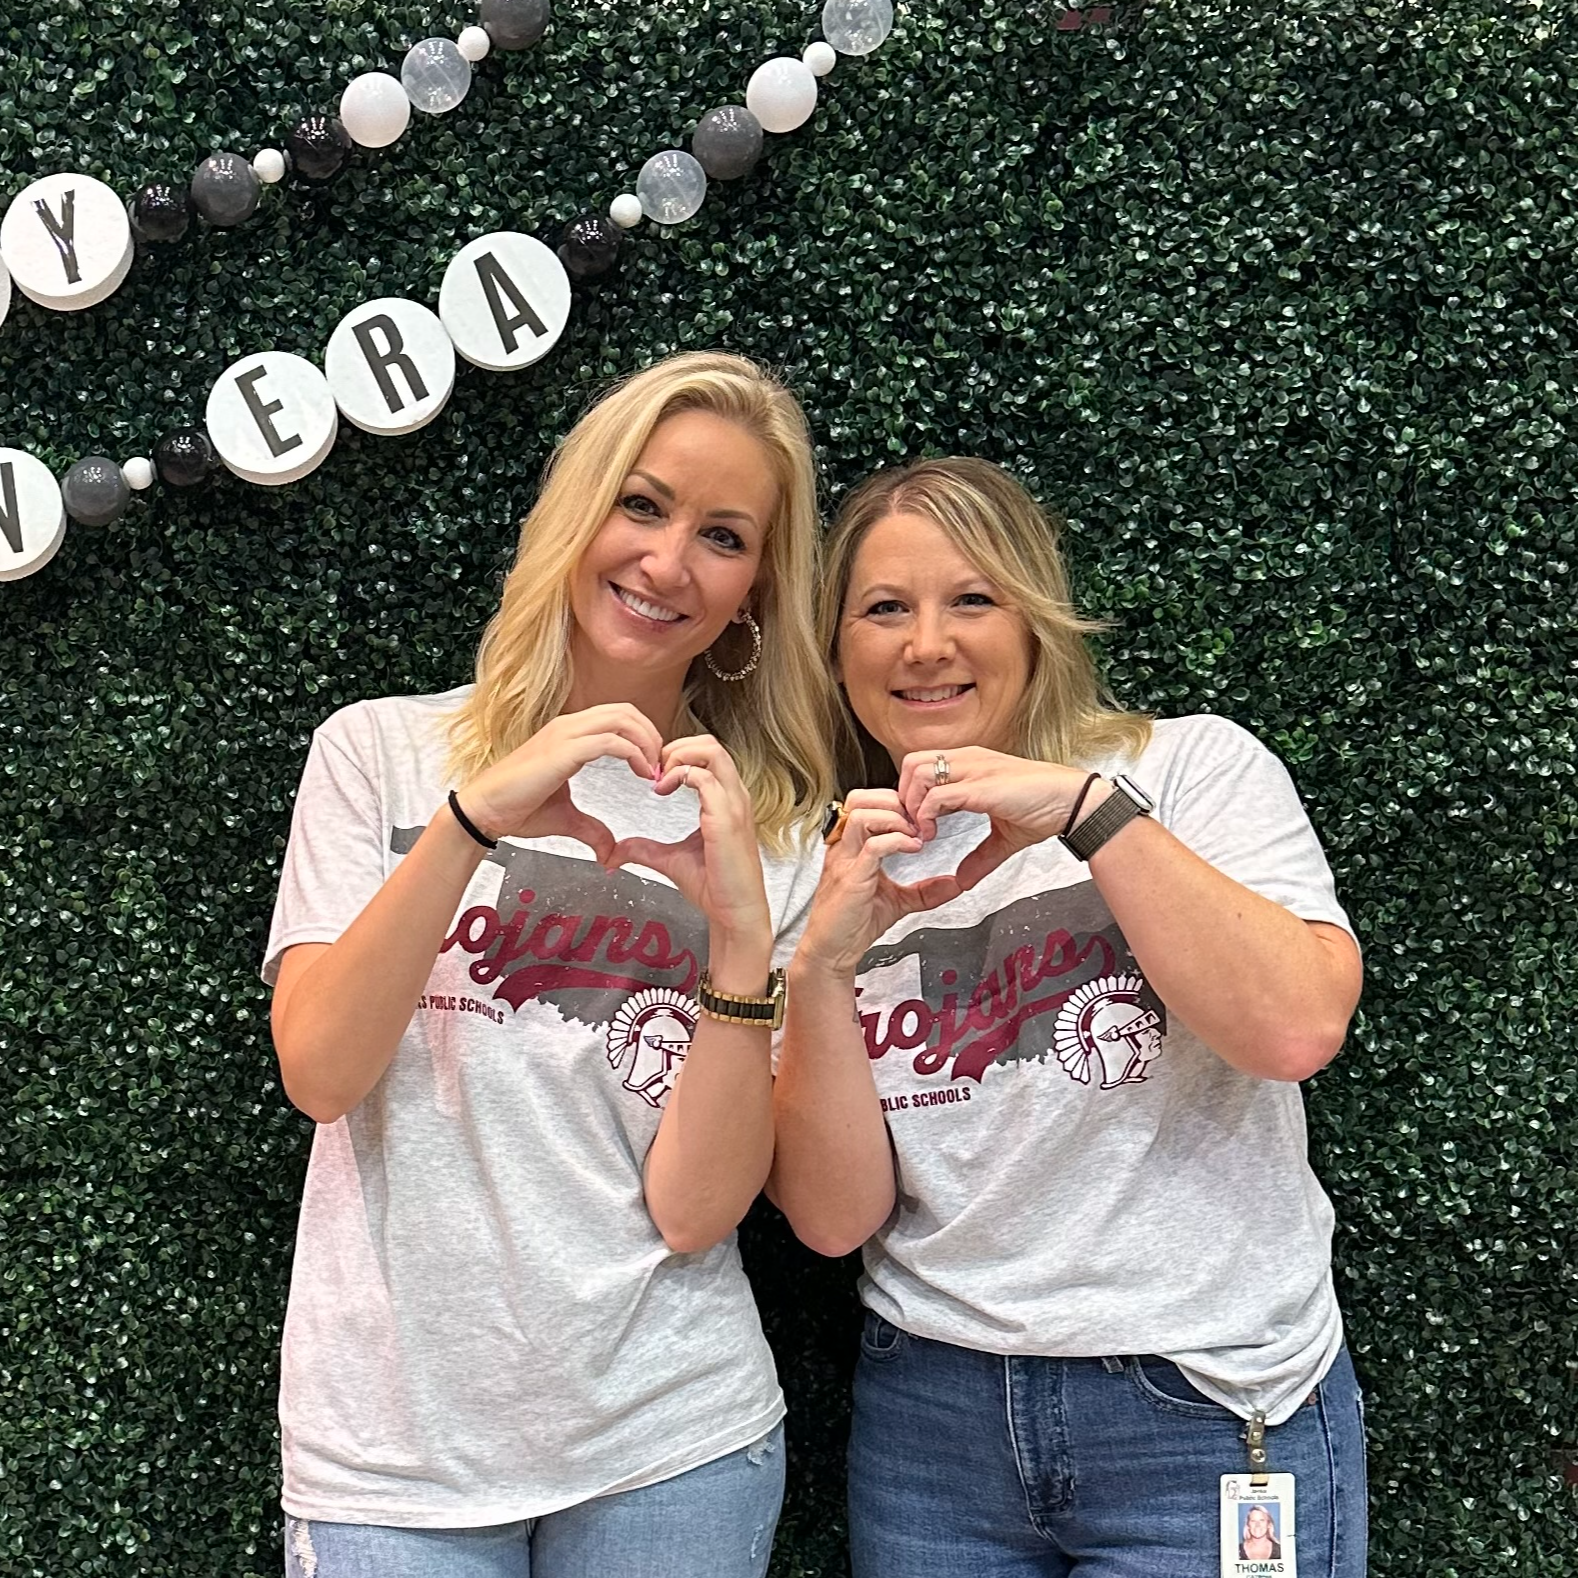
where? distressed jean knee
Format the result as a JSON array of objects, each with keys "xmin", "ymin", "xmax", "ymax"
[{"xmin": 286, "ymin": 1517, "xmax": 318, "ymax": 1578}]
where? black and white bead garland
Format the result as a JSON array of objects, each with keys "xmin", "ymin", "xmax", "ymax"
[{"xmin": 0, "ymin": 0, "xmax": 896, "ymax": 584}]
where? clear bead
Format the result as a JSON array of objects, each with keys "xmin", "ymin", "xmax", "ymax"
[
  {"xmin": 402, "ymin": 38, "xmax": 472, "ymax": 114},
  {"xmin": 822, "ymin": 0, "xmax": 895, "ymax": 55},
  {"xmin": 636, "ymin": 151, "xmax": 708, "ymax": 225}
]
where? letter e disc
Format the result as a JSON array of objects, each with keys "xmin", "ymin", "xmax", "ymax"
[
  {"xmin": 439, "ymin": 231, "xmax": 571, "ymax": 371},
  {"xmin": 325, "ymin": 297, "xmax": 457, "ymax": 435},
  {"xmin": 0, "ymin": 449, "xmax": 68, "ymax": 582},
  {"xmin": 0, "ymin": 254, "xmax": 10, "ymax": 332},
  {"xmin": 0, "ymin": 173, "xmax": 134, "ymax": 312},
  {"xmin": 207, "ymin": 351, "xmax": 339, "ymax": 486}
]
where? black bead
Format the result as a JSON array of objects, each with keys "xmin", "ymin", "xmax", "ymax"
[
  {"xmin": 153, "ymin": 428, "xmax": 216, "ymax": 488},
  {"xmin": 129, "ymin": 182, "xmax": 193, "ymax": 244},
  {"xmin": 287, "ymin": 115, "xmax": 353, "ymax": 183},
  {"xmin": 557, "ymin": 213, "xmax": 622, "ymax": 281}
]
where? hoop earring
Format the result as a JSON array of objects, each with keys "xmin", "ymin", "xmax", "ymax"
[{"xmin": 704, "ymin": 611, "xmax": 762, "ymax": 682}]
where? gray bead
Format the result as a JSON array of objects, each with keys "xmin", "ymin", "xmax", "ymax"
[
  {"xmin": 62, "ymin": 456, "xmax": 131, "ymax": 526},
  {"xmin": 692, "ymin": 105, "xmax": 764, "ymax": 181},
  {"xmin": 191, "ymin": 152, "xmax": 261, "ymax": 227},
  {"xmin": 481, "ymin": 0, "xmax": 550, "ymax": 50}
]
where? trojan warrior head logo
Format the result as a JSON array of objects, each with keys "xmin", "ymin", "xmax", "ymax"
[
  {"xmin": 606, "ymin": 988, "xmax": 698, "ymax": 1108},
  {"xmin": 1053, "ymin": 973, "xmax": 1165, "ymax": 1089}
]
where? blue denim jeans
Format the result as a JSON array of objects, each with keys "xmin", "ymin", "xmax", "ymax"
[
  {"xmin": 848, "ymin": 1317, "xmax": 1367, "ymax": 1578},
  {"xmin": 282, "ymin": 1423, "xmax": 784, "ymax": 1578}
]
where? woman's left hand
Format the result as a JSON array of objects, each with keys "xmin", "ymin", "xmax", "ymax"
[
  {"xmin": 604, "ymin": 734, "xmax": 771, "ymax": 942},
  {"xmin": 894, "ymin": 747, "xmax": 1101, "ymax": 889}
]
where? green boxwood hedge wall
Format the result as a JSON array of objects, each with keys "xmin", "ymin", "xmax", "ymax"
[{"xmin": 1, "ymin": 1, "xmax": 1573, "ymax": 1572}]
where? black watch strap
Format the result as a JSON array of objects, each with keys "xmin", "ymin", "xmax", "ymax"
[{"xmin": 1061, "ymin": 778, "xmax": 1151, "ymax": 862}]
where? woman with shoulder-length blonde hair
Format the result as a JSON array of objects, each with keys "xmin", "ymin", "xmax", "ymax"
[
  {"xmin": 774, "ymin": 455, "xmax": 1368, "ymax": 1577},
  {"xmin": 265, "ymin": 351, "xmax": 835, "ymax": 1578}
]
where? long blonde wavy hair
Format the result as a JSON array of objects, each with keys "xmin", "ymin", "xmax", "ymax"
[
  {"xmin": 447, "ymin": 352, "xmax": 836, "ymax": 849},
  {"xmin": 820, "ymin": 456, "xmax": 1152, "ymax": 790}
]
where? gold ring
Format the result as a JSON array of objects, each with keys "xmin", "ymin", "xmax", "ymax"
[
  {"xmin": 822, "ymin": 802, "xmax": 851, "ymax": 846},
  {"xmin": 934, "ymin": 754, "xmax": 951, "ymax": 787}
]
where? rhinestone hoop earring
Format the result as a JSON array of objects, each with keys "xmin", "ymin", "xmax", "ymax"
[{"xmin": 704, "ymin": 611, "xmax": 762, "ymax": 682}]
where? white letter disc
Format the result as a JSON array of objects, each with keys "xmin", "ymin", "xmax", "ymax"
[
  {"xmin": 325, "ymin": 297, "xmax": 457, "ymax": 435},
  {"xmin": 439, "ymin": 231, "xmax": 571, "ymax": 371},
  {"xmin": 0, "ymin": 448, "xmax": 68, "ymax": 582},
  {"xmin": 0, "ymin": 173, "xmax": 134, "ymax": 312},
  {"xmin": 206, "ymin": 351, "xmax": 339, "ymax": 486}
]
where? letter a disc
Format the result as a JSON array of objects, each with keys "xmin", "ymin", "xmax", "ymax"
[
  {"xmin": 439, "ymin": 232, "xmax": 571, "ymax": 371},
  {"xmin": 0, "ymin": 173, "xmax": 134, "ymax": 312}
]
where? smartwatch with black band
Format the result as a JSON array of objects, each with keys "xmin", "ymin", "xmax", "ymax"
[{"xmin": 1060, "ymin": 774, "xmax": 1154, "ymax": 862}]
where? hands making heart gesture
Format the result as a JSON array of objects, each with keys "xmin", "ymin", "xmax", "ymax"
[
  {"xmin": 800, "ymin": 749, "xmax": 1101, "ymax": 977},
  {"xmin": 456, "ymin": 704, "xmax": 769, "ymax": 942}
]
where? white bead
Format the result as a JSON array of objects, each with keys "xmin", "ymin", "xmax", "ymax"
[
  {"xmin": 340, "ymin": 72, "xmax": 413, "ymax": 148},
  {"xmin": 803, "ymin": 41, "xmax": 837, "ymax": 76},
  {"xmin": 609, "ymin": 193, "xmax": 644, "ymax": 229},
  {"xmin": 401, "ymin": 38, "xmax": 472, "ymax": 114},
  {"xmin": 252, "ymin": 148, "xmax": 287, "ymax": 184},
  {"xmin": 457, "ymin": 25, "xmax": 492, "ymax": 62},
  {"xmin": 122, "ymin": 456, "xmax": 155, "ymax": 491},
  {"xmin": 745, "ymin": 58, "xmax": 819, "ymax": 134}
]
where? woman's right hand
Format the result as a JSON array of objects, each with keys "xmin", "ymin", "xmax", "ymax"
[
  {"xmin": 455, "ymin": 703, "xmax": 665, "ymax": 864},
  {"xmin": 795, "ymin": 789, "xmax": 967, "ymax": 977}
]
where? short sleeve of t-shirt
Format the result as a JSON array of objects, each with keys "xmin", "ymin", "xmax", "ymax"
[
  {"xmin": 1136, "ymin": 715, "xmax": 1355, "ymax": 944},
  {"xmin": 263, "ymin": 704, "xmax": 395, "ymax": 984}
]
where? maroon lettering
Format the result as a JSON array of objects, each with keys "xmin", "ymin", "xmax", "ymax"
[{"xmin": 528, "ymin": 912, "xmax": 586, "ymax": 962}]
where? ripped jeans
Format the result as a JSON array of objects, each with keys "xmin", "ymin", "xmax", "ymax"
[{"xmin": 282, "ymin": 1423, "xmax": 784, "ymax": 1578}]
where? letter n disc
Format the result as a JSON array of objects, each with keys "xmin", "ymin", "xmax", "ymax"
[
  {"xmin": 439, "ymin": 232, "xmax": 571, "ymax": 372},
  {"xmin": 0, "ymin": 173, "xmax": 134, "ymax": 312},
  {"xmin": 0, "ymin": 449, "xmax": 68, "ymax": 582},
  {"xmin": 206, "ymin": 352, "xmax": 339, "ymax": 486},
  {"xmin": 325, "ymin": 297, "xmax": 456, "ymax": 435}
]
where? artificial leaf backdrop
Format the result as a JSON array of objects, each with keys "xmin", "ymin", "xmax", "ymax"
[{"xmin": 1, "ymin": 2, "xmax": 1573, "ymax": 1573}]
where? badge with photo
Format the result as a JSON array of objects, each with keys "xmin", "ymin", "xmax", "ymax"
[{"xmin": 1218, "ymin": 1472, "xmax": 1296, "ymax": 1577}]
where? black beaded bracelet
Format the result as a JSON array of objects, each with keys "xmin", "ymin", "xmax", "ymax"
[
  {"xmin": 448, "ymin": 789, "xmax": 498, "ymax": 850},
  {"xmin": 1061, "ymin": 772, "xmax": 1102, "ymax": 837}
]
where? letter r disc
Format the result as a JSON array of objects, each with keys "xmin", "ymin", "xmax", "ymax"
[
  {"xmin": 325, "ymin": 297, "xmax": 457, "ymax": 435},
  {"xmin": 0, "ymin": 173, "xmax": 134, "ymax": 312},
  {"xmin": 207, "ymin": 351, "xmax": 339, "ymax": 486},
  {"xmin": 439, "ymin": 231, "xmax": 571, "ymax": 371}
]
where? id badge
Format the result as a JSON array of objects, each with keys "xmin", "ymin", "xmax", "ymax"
[{"xmin": 1219, "ymin": 1473, "xmax": 1296, "ymax": 1577}]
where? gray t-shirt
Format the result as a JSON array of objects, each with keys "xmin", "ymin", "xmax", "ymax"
[
  {"xmin": 263, "ymin": 687, "xmax": 821, "ymax": 1525},
  {"xmin": 857, "ymin": 714, "xmax": 1356, "ymax": 1424}
]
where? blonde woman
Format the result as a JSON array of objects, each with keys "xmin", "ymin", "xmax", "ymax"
[
  {"xmin": 265, "ymin": 353, "xmax": 834, "ymax": 1577},
  {"xmin": 772, "ymin": 458, "xmax": 1367, "ymax": 1577}
]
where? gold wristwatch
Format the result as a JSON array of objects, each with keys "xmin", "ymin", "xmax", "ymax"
[{"xmin": 696, "ymin": 968, "xmax": 787, "ymax": 1030}]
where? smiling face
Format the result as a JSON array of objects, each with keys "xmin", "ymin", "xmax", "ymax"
[
  {"xmin": 1246, "ymin": 1509, "xmax": 1274, "ymax": 1541},
  {"xmin": 836, "ymin": 510, "xmax": 1034, "ymax": 765},
  {"xmin": 567, "ymin": 409, "xmax": 777, "ymax": 714}
]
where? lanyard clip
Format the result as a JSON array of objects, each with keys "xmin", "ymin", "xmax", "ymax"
[{"xmin": 1246, "ymin": 1409, "xmax": 1270, "ymax": 1486}]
